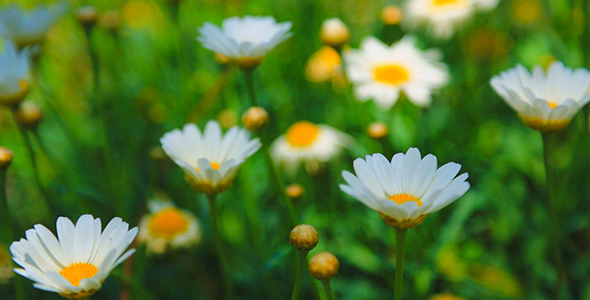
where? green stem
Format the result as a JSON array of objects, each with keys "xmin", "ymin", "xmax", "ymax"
[
  {"xmin": 206, "ymin": 193, "xmax": 234, "ymax": 299},
  {"xmin": 260, "ymin": 139, "xmax": 297, "ymax": 224},
  {"xmin": 541, "ymin": 132, "xmax": 567, "ymax": 300},
  {"xmin": 321, "ymin": 279, "xmax": 335, "ymax": 300},
  {"xmin": 394, "ymin": 228, "xmax": 407, "ymax": 300},
  {"xmin": 243, "ymin": 70, "xmax": 258, "ymax": 107},
  {"xmin": 291, "ymin": 250, "xmax": 308, "ymax": 300},
  {"xmin": 0, "ymin": 165, "xmax": 12, "ymax": 244},
  {"xmin": 583, "ymin": 0, "xmax": 590, "ymax": 127}
]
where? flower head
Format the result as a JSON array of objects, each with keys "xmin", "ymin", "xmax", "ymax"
[
  {"xmin": 404, "ymin": 0, "xmax": 498, "ymax": 39},
  {"xmin": 138, "ymin": 196, "xmax": 201, "ymax": 254},
  {"xmin": 320, "ymin": 18, "xmax": 349, "ymax": 48},
  {"xmin": 340, "ymin": 148, "xmax": 469, "ymax": 229},
  {"xmin": 345, "ymin": 36, "xmax": 448, "ymax": 109},
  {"xmin": 160, "ymin": 120, "xmax": 261, "ymax": 194},
  {"xmin": 0, "ymin": 40, "xmax": 32, "ymax": 107},
  {"xmin": 308, "ymin": 252, "xmax": 339, "ymax": 280},
  {"xmin": 490, "ymin": 61, "xmax": 590, "ymax": 132},
  {"xmin": 0, "ymin": 2, "xmax": 67, "ymax": 48},
  {"xmin": 10, "ymin": 215, "xmax": 137, "ymax": 299},
  {"xmin": 306, "ymin": 46, "xmax": 342, "ymax": 83},
  {"xmin": 271, "ymin": 121, "xmax": 352, "ymax": 175},
  {"xmin": 197, "ymin": 16, "xmax": 292, "ymax": 70}
]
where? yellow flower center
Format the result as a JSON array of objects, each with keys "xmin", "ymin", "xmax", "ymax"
[
  {"xmin": 548, "ymin": 102, "xmax": 558, "ymax": 109},
  {"xmin": 433, "ymin": 0, "xmax": 460, "ymax": 5},
  {"xmin": 389, "ymin": 193, "xmax": 423, "ymax": 207},
  {"xmin": 60, "ymin": 263, "xmax": 98, "ymax": 287},
  {"xmin": 148, "ymin": 207, "xmax": 189, "ymax": 239},
  {"xmin": 286, "ymin": 121, "xmax": 320, "ymax": 147},
  {"xmin": 373, "ymin": 64, "xmax": 410, "ymax": 86},
  {"xmin": 195, "ymin": 162, "xmax": 222, "ymax": 173}
]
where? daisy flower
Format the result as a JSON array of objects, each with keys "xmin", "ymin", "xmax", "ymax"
[
  {"xmin": 0, "ymin": 2, "xmax": 67, "ymax": 48},
  {"xmin": 490, "ymin": 61, "xmax": 590, "ymax": 132},
  {"xmin": 404, "ymin": 0, "xmax": 499, "ymax": 39},
  {"xmin": 160, "ymin": 120, "xmax": 261, "ymax": 194},
  {"xmin": 138, "ymin": 197, "xmax": 201, "ymax": 254},
  {"xmin": 271, "ymin": 121, "xmax": 352, "ymax": 175},
  {"xmin": 340, "ymin": 148, "xmax": 469, "ymax": 229},
  {"xmin": 10, "ymin": 215, "xmax": 137, "ymax": 299},
  {"xmin": 344, "ymin": 36, "xmax": 449, "ymax": 109},
  {"xmin": 197, "ymin": 15, "xmax": 292, "ymax": 70},
  {"xmin": 0, "ymin": 40, "xmax": 32, "ymax": 108}
]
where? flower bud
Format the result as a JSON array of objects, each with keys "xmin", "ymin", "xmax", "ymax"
[
  {"xmin": 218, "ymin": 109, "xmax": 238, "ymax": 129},
  {"xmin": 286, "ymin": 183, "xmax": 304, "ymax": 200},
  {"xmin": 381, "ymin": 5, "xmax": 403, "ymax": 25},
  {"xmin": 242, "ymin": 107, "xmax": 268, "ymax": 131},
  {"xmin": 309, "ymin": 252, "xmax": 339, "ymax": 280},
  {"xmin": 367, "ymin": 122, "xmax": 388, "ymax": 139},
  {"xmin": 149, "ymin": 146, "xmax": 166, "ymax": 161},
  {"xmin": 290, "ymin": 224, "xmax": 319, "ymax": 252},
  {"xmin": 77, "ymin": 6, "xmax": 99, "ymax": 30},
  {"xmin": 14, "ymin": 101, "xmax": 42, "ymax": 129},
  {"xmin": 0, "ymin": 147, "xmax": 13, "ymax": 170},
  {"xmin": 320, "ymin": 18, "xmax": 349, "ymax": 48}
]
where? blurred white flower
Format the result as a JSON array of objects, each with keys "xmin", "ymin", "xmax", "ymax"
[
  {"xmin": 197, "ymin": 15, "xmax": 292, "ymax": 70},
  {"xmin": 138, "ymin": 197, "xmax": 201, "ymax": 254},
  {"xmin": 404, "ymin": 0, "xmax": 498, "ymax": 39},
  {"xmin": 11, "ymin": 215, "xmax": 137, "ymax": 299},
  {"xmin": 271, "ymin": 121, "xmax": 352, "ymax": 175},
  {"xmin": 0, "ymin": 2, "xmax": 67, "ymax": 48},
  {"xmin": 0, "ymin": 40, "xmax": 31, "ymax": 107},
  {"xmin": 305, "ymin": 46, "xmax": 342, "ymax": 83},
  {"xmin": 490, "ymin": 61, "xmax": 590, "ymax": 132},
  {"xmin": 340, "ymin": 148, "xmax": 469, "ymax": 229},
  {"xmin": 345, "ymin": 36, "xmax": 448, "ymax": 109},
  {"xmin": 161, "ymin": 120, "xmax": 261, "ymax": 194}
]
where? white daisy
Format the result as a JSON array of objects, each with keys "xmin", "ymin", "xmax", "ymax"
[
  {"xmin": 0, "ymin": 2, "xmax": 67, "ymax": 48},
  {"xmin": 0, "ymin": 40, "xmax": 32, "ymax": 108},
  {"xmin": 344, "ymin": 36, "xmax": 449, "ymax": 109},
  {"xmin": 271, "ymin": 121, "xmax": 352, "ymax": 175},
  {"xmin": 197, "ymin": 15, "xmax": 292, "ymax": 70},
  {"xmin": 340, "ymin": 148, "xmax": 470, "ymax": 229},
  {"xmin": 138, "ymin": 197, "xmax": 201, "ymax": 254},
  {"xmin": 10, "ymin": 215, "xmax": 137, "ymax": 299},
  {"xmin": 490, "ymin": 61, "xmax": 590, "ymax": 132},
  {"xmin": 160, "ymin": 120, "xmax": 261, "ymax": 194},
  {"xmin": 404, "ymin": 0, "xmax": 499, "ymax": 39}
]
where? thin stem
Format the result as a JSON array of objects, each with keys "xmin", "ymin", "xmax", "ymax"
[
  {"xmin": 394, "ymin": 228, "xmax": 407, "ymax": 300},
  {"xmin": 584, "ymin": 0, "xmax": 590, "ymax": 126},
  {"xmin": 541, "ymin": 132, "xmax": 567, "ymax": 300},
  {"xmin": 321, "ymin": 279, "xmax": 335, "ymax": 300},
  {"xmin": 291, "ymin": 250, "xmax": 308, "ymax": 300},
  {"xmin": 260, "ymin": 139, "xmax": 297, "ymax": 224},
  {"xmin": 243, "ymin": 70, "xmax": 258, "ymax": 107},
  {"xmin": 206, "ymin": 193, "xmax": 234, "ymax": 299},
  {"xmin": 0, "ymin": 165, "xmax": 12, "ymax": 244}
]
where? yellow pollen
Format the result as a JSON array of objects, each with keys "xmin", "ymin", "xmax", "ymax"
[
  {"xmin": 389, "ymin": 193, "xmax": 423, "ymax": 207},
  {"xmin": 60, "ymin": 263, "xmax": 98, "ymax": 287},
  {"xmin": 148, "ymin": 207, "xmax": 189, "ymax": 239},
  {"xmin": 433, "ymin": 0, "xmax": 460, "ymax": 5},
  {"xmin": 548, "ymin": 102, "xmax": 558, "ymax": 109},
  {"xmin": 195, "ymin": 162, "xmax": 222, "ymax": 172},
  {"xmin": 286, "ymin": 121, "xmax": 320, "ymax": 147},
  {"xmin": 373, "ymin": 64, "xmax": 410, "ymax": 86}
]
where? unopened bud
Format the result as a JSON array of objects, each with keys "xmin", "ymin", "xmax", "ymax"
[
  {"xmin": 286, "ymin": 183, "xmax": 304, "ymax": 200},
  {"xmin": 77, "ymin": 6, "xmax": 99, "ymax": 30},
  {"xmin": 218, "ymin": 109, "xmax": 238, "ymax": 129},
  {"xmin": 381, "ymin": 5, "xmax": 403, "ymax": 25},
  {"xmin": 242, "ymin": 107, "xmax": 268, "ymax": 131},
  {"xmin": 368, "ymin": 122, "xmax": 388, "ymax": 139},
  {"xmin": 14, "ymin": 101, "xmax": 42, "ymax": 129},
  {"xmin": 290, "ymin": 224, "xmax": 319, "ymax": 252},
  {"xmin": 320, "ymin": 18, "xmax": 349, "ymax": 48},
  {"xmin": 0, "ymin": 147, "xmax": 13, "ymax": 170},
  {"xmin": 309, "ymin": 252, "xmax": 339, "ymax": 280}
]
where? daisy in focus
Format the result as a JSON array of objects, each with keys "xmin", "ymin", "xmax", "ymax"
[
  {"xmin": 490, "ymin": 61, "xmax": 590, "ymax": 132},
  {"xmin": 0, "ymin": 40, "xmax": 32, "ymax": 108},
  {"xmin": 340, "ymin": 148, "xmax": 469, "ymax": 229},
  {"xmin": 344, "ymin": 36, "xmax": 449, "ymax": 109},
  {"xmin": 271, "ymin": 121, "xmax": 352, "ymax": 175},
  {"xmin": 160, "ymin": 120, "xmax": 261, "ymax": 194},
  {"xmin": 197, "ymin": 15, "xmax": 292, "ymax": 70},
  {"xmin": 404, "ymin": 0, "xmax": 499, "ymax": 39},
  {"xmin": 138, "ymin": 196, "xmax": 201, "ymax": 254},
  {"xmin": 0, "ymin": 2, "xmax": 67, "ymax": 48},
  {"xmin": 10, "ymin": 215, "xmax": 137, "ymax": 299}
]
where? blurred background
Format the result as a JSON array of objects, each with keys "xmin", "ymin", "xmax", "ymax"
[{"xmin": 0, "ymin": 0, "xmax": 589, "ymax": 299}]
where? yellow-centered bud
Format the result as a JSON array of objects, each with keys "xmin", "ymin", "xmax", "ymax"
[
  {"xmin": 381, "ymin": 5, "xmax": 403, "ymax": 25},
  {"xmin": 14, "ymin": 101, "xmax": 42, "ymax": 129},
  {"xmin": 290, "ymin": 224, "xmax": 319, "ymax": 252},
  {"xmin": 320, "ymin": 18, "xmax": 349, "ymax": 48},
  {"xmin": 309, "ymin": 252, "xmax": 339, "ymax": 280},
  {"xmin": 285, "ymin": 183, "xmax": 304, "ymax": 200},
  {"xmin": 0, "ymin": 147, "xmax": 13, "ymax": 170},
  {"xmin": 242, "ymin": 107, "xmax": 268, "ymax": 131},
  {"xmin": 367, "ymin": 122, "xmax": 388, "ymax": 139},
  {"xmin": 77, "ymin": 6, "xmax": 99, "ymax": 29}
]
